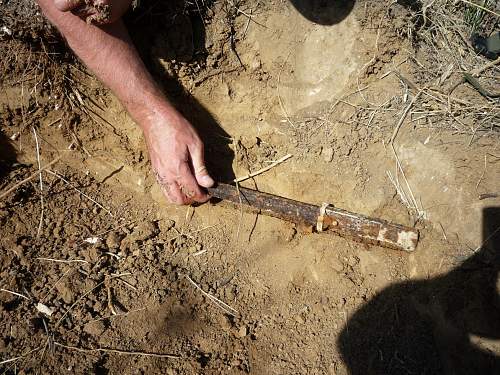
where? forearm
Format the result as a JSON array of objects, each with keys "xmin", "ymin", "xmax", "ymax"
[
  {"xmin": 36, "ymin": 0, "xmax": 173, "ymax": 130},
  {"xmin": 36, "ymin": 0, "xmax": 215, "ymax": 204}
]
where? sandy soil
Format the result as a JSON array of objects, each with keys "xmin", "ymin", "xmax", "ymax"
[{"xmin": 1, "ymin": 0, "xmax": 499, "ymax": 374}]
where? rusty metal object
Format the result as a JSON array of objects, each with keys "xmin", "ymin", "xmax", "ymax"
[{"xmin": 208, "ymin": 183, "xmax": 419, "ymax": 252}]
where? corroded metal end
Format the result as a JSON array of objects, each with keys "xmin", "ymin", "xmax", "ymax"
[
  {"xmin": 396, "ymin": 230, "xmax": 419, "ymax": 252},
  {"xmin": 374, "ymin": 226, "xmax": 419, "ymax": 252},
  {"xmin": 323, "ymin": 206, "xmax": 419, "ymax": 252}
]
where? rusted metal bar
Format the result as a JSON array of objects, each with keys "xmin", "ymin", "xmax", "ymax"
[{"xmin": 208, "ymin": 183, "xmax": 419, "ymax": 252}]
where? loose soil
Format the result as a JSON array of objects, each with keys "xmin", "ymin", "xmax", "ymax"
[{"xmin": 1, "ymin": 0, "xmax": 499, "ymax": 374}]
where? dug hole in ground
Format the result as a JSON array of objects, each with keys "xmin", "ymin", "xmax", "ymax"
[{"xmin": 0, "ymin": 0, "xmax": 499, "ymax": 374}]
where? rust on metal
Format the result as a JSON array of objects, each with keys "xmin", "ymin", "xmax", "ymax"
[{"xmin": 208, "ymin": 183, "xmax": 419, "ymax": 252}]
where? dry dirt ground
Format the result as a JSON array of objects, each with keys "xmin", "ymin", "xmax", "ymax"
[{"xmin": 1, "ymin": 0, "xmax": 499, "ymax": 374}]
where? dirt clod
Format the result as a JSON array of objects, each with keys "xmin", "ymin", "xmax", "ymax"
[
  {"xmin": 55, "ymin": 282, "xmax": 75, "ymax": 304},
  {"xmin": 83, "ymin": 320, "xmax": 106, "ymax": 336},
  {"xmin": 106, "ymin": 232, "xmax": 122, "ymax": 249},
  {"xmin": 322, "ymin": 146, "xmax": 334, "ymax": 162},
  {"xmin": 331, "ymin": 258, "xmax": 345, "ymax": 273},
  {"xmin": 130, "ymin": 220, "xmax": 157, "ymax": 242}
]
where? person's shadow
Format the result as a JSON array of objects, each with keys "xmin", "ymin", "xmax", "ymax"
[
  {"xmin": 339, "ymin": 207, "xmax": 500, "ymax": 374},
  {"xmin": 113, "ymin": 3, "xmax": 500, "ymax": 373},
  {"xmin": 289, "ymin": 0, "xmax": 356, "ymax": 25}
]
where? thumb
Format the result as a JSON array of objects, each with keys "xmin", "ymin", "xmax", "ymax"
[
  {"xmin": 53, "ymin": 0, "xmax": 83, "ymax": 11},
  {"xmin": 189, "ymin": 143, "xmax": 214, "ymax": 188}
]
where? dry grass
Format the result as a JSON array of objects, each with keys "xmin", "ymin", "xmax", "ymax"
[
  {"xmin": 285, "ymin": 0, "xmax": 499, "ymax": 155},
  {"xmin": 0, "ymin": 36, "xmax": 98, "ymax": 142},
  {"xmin": 407, "ymin": 0, "xmax": 499, "ymax": 139}
]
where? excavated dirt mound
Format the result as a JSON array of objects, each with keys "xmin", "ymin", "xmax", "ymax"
[{"xmin": 1, "ymin": 0, "xmax": 499, "ymax": 374}]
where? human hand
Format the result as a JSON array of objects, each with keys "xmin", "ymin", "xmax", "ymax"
[
  {"xmin": 142, "ymin": 107, "xmax": 215, "ymax": 205},
  {"xmin": 53, "ymin": 0, "xmax": 133, "ymax": 24}
]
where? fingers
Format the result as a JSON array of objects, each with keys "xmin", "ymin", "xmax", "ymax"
[
  {"xmin": 188, "ymin": 143, "xmax": 214, "ymax": 188},
  {"xmin": 155, "ymin": 173, "xmax": 186, "ymax": 205},
  {"xmin": 155, "ymin": 162, "xmax": 209, "ymax": 205},
  {"xmin": 53, "ymin": 0, "xmax": 83, "ymax": 11},
  {"xmin": 153, "ymin": 136, "xmax": 213, "ymax": 205},
  {"xmin": 176, "ymin": 162, "xmax": 210, "ymax": 204},
  {"xmin": 53, "ymin": 0, "xmax": 114, "ymax": 25},
  {"xmin": 160, "ymin": 181, "xmax": 185, "ymax": 205}
]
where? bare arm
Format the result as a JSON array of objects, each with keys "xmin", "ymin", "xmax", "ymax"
[{"xmin": 36, "ymin": 0, "xmax": 214, "ymax": 204}]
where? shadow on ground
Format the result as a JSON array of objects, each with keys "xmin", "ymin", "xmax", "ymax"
[
  {"xmin": 126, "ymin": 0, "xmax": 236, "ymax": 183},
  {"xmin": 289, "ymin": 0, "xmax": 356, "ymax": 25},
  {"xmin": 125, "ymin": 0, "xmax": 359, "ymax": 183},
  {"xmin": 339, "ymin": 207, "xmax": 500, "ymax": 374},
  {"xmin": 0, "ymin": 130, "xmax": 17, "ymax": 182}
]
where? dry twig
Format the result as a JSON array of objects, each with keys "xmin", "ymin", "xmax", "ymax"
[
  {"xmin": 54, "ymin": 342, "xmax": 179, "ymax": 359},
  {"xmin": 0, "ymin": 156, "xmax": 62, "ymax": 200},
  {"xmin": 233, "ymin": 154, "xmax": 293, "ymax": 183},
  {"xmin": 226, "ymin": 0, "xmax": 267, "ymax": 28},
  {"xmin": 277, "ymin": 49, "xmax": 296, "ymax": 128},
  {"xmin": 37, "ymin": 257, "xmax": 89, "ymax": 264},
  {"xmin": 458, "ymin": 0, "xmax": 500, "ymax": 17},
  {"xmin": 185, "ymin": 275, "xmax": 238, "ymax": 316},
  {"xmin": 386, "ymin": 145, "xmax": 426, "ymax": 221},
  {"xmin": 0, "ymin": 288, "xmax": 30, "ymax": 300},
  {"xmin": 45, "ymin": 169, "xmax": 114, "ymax": 217},
  {"xmin": 389, "ymin": 91, "xmax": 423, "ymax": 144},
  {"xmin": 55, "ymin": 275, "xmax": 129, "ymax": 327},
  {"xmin": 0, "ymin": 346, "xmax": 42, "ymax": 366},
  {"xmin": 166, "ymin": 224, "xmax": 218, "ymax": 243},
  {"xmin": 32, "ymin": 127, "xmax": 44, "ymax": 237}
]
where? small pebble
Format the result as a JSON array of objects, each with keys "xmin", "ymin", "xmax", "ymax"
[{"xmin": 322, "ymin": 147, "xmax": 334, "ymax": 162}]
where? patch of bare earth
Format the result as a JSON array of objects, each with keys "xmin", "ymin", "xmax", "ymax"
[{"xmin": 1, "ymin": 0, "xmax": 499, "ymax": 374}]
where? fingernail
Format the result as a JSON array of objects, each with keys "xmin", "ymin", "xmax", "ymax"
[{"xmin": 200, "ymin": 175, "xmax": 214, "ymax": 187}]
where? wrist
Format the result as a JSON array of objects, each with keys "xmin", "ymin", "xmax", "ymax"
[{"xmin": 125, "ymin": 93, "xmax": 178, "ymax": 133}]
